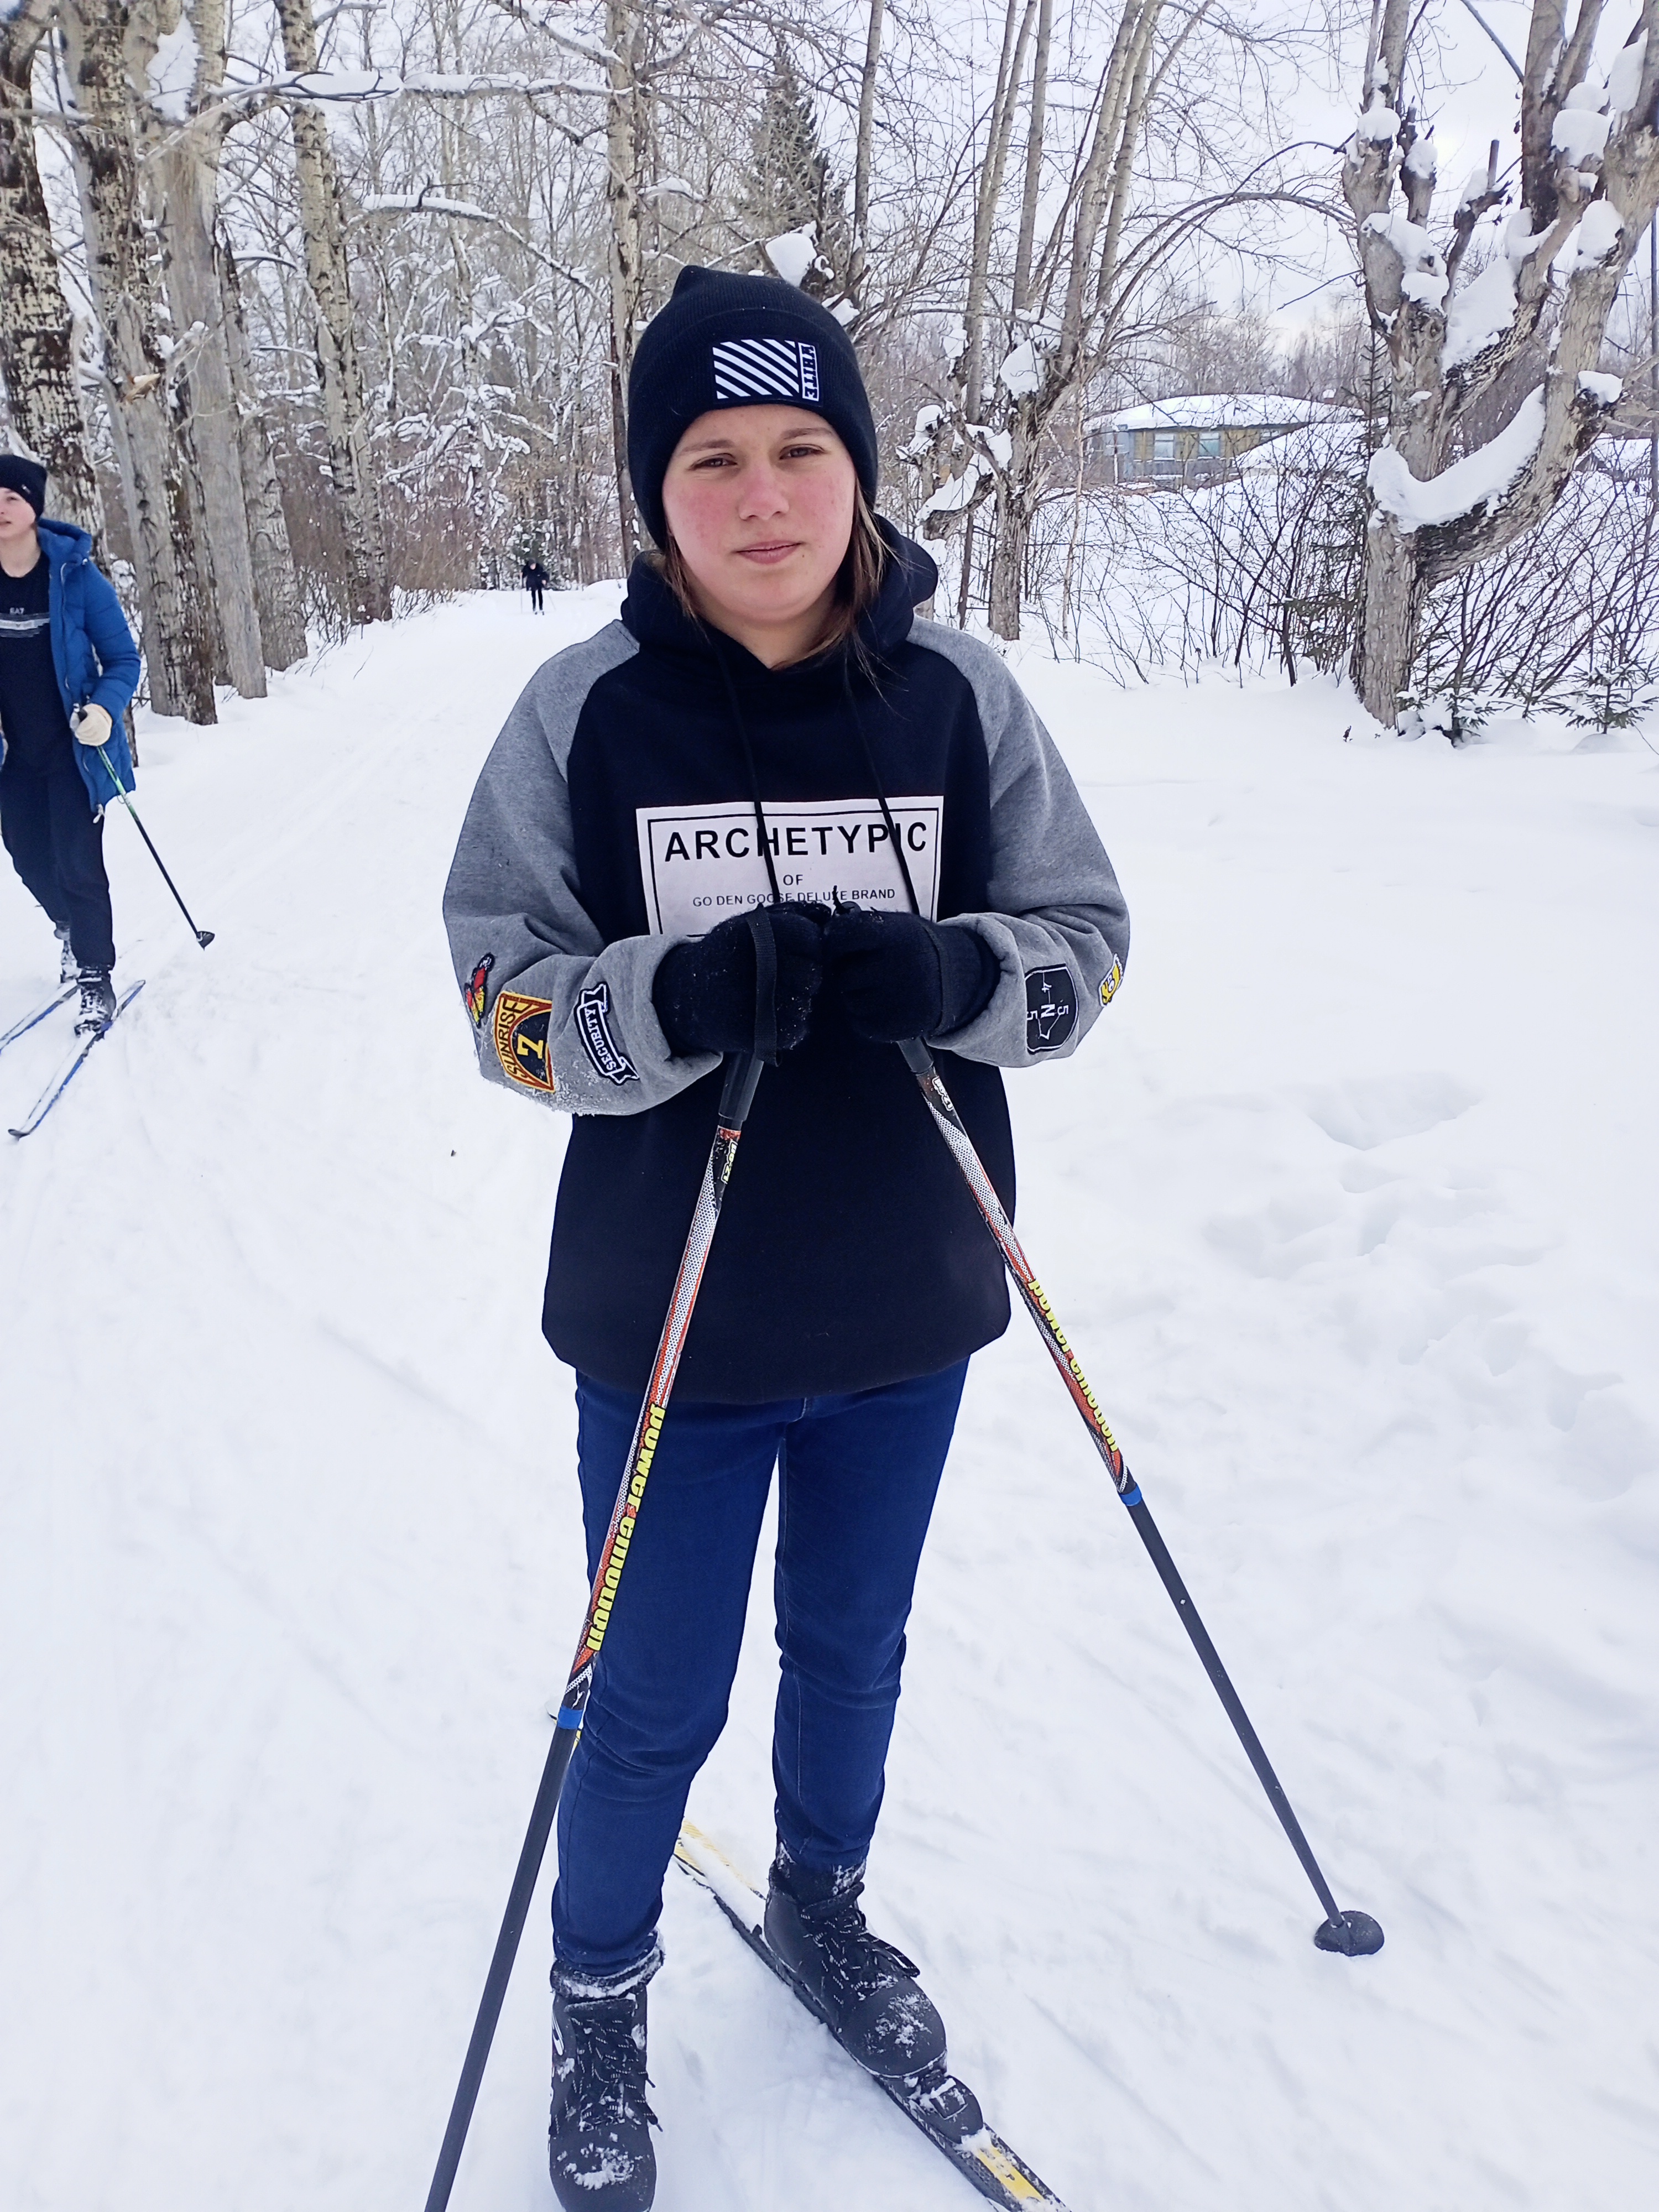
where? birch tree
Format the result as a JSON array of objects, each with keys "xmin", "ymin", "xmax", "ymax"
[
  {"xmin": 0, "ymin": 0, "xmax": 101, "ymax": 536},
  {"xmin": 910, "ymin": 0, "xmax": 1281, "ymax": 641},
  {"xmin": 220, "ymin": 233, "xmax": 308, "ymax": 670},
  {"xmin": 1345, "ymin": 0, "xmax": 1659, "ymax": 722},
  {"xmin": 278, "ymin": 0, "xmax": 393, "ymax": 623},
  {"xmin": 848, "ymin": 0, "xmax": 886, "ymax": 311},
  {"xmin": 149, "ymin": 0, "xmax": 273, "ymax": 695},
  {"xmin": 58, "ymin": 1, "xmax": 217, "ymax": 722}
]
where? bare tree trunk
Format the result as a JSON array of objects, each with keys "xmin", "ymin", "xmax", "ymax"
[
  {"xmin": 1354, "ymin": 521, "xmax": 1420, "ymax": 719},
  {"xmin": 142, "ymin": 0, "xmax": 264, "ymax": 692},
  {"xmin": 988, "ymin": 426, "xmax": 1035, "ymax": 639},
  {"xmin": 921, "ymin": 0, "xmax": 1169, "ymax": 644},
  {"xmin": 1011, "ymin": 0, "xmax": 1052, "ymax": 314},
  {"xmin": 0, "ymin": 4, "xmax": 102, "ymax": 539},
  {"xmin": 993, "ymin": 0, "xmax": 1162, "ymax": 641},
  {"xmin": 219, "ymin": 238, "xmax": 307, "ymax": 670},
  {"xmin": 60, "ymin": 3, "xmax": 216, "ymax": 723},
  {"xmin": 155, "ymin": 160, "xmax": 267, "ymax": 694},
  {"xmin": 963, "ymin": 0, "xmax": 1038, "ymax": 421},
  {"xmin": 278, "ymin": 0, "xmax": 392, "ymax": 624},
  {"xmin": 605, "ymin": 0, "xmax": 645, "ymax": 556},
  {"xmin": 849, "ymin": 0, "xmax": 886, "ymax": 312}
]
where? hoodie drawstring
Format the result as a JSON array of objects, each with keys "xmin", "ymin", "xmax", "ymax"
[
  {"xmin": 711, "ymin": 644, "xmax": 784, "ymax": 906},
  {"xmin": 841, "ymin": 661, "xmax": 921, "ymax": 918},
  {"xmin": 709, "ymin": 637, "xmax": 921, "ymax": 924}
]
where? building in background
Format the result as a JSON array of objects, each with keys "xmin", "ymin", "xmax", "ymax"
[{"xmin": 1092, "ymin": 395, "xmax": 1347, "ymax": 488}]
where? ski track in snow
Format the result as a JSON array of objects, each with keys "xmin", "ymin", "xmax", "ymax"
[{"xmin": 2, "ymin": 594, "xmax": 1656, "ymax": 2211}]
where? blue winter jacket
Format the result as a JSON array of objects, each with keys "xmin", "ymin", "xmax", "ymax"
[{"xmin": 0, "ymin": 518, "xmax": 143, "ymax": 813}]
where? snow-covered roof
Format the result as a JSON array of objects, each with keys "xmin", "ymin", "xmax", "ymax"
[
  {"xmin": 1100, "ymin": 394, "xmax": 1346, "ymax": 432},
  {"xmin": 1233, "ymin": 419, "xmax": 1367, "ymax": 473}
]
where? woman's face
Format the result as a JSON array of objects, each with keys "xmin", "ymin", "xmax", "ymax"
[{"xmin": 660, "ymin": 406, "xmax": 857, "ymax": 660}]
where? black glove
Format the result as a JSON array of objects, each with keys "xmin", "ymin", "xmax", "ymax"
[
  {"xmin": 653, "ymin": 904, "xmax": 828, "ymax": 1059},
  {"xmin": 824, "ymin": 905, "xmax": 1000, "ymax": 1043}
]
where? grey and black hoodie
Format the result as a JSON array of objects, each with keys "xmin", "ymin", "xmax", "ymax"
[{"xmin": 444, "ymin": 531, "xmax": 1128, "ymax": 1402}]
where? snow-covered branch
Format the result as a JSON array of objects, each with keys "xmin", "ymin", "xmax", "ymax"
[
  {"xmin": 204, "ymin": 67, "xmax": 608, "ymax": 114},
  {"xmin": 1343, "ymin": 0, "xmax": 1659, "ymax": 718}
]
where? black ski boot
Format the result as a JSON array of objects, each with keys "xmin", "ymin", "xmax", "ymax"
[
  {"xmin": 549, "ymin": 1947, "xmax": 660, "ymax": 2211},
  {"xmin": 764, "ymin": 1851, "xmax": 950, "ymax": 2084},
  {"xmin": 74, "ymin": 966, "xmax": 116, "ymax": 1037},
  {"xmin": 55, "ymin": 924, "xmax": 75, "ymax": 986}
]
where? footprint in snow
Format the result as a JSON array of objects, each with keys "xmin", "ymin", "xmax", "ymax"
[{"xmin": 1300, "ymin": 1072, "xmax": 1480, "ymax": 1152}]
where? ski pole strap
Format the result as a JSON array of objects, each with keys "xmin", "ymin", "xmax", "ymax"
[
  {"xmin": 718, "ymin": 1049, "xmax": 764, "ymax": 1128},
  {"xmin": 746, "ymin": 907, "xmax": 779, "ymax": 1064}
]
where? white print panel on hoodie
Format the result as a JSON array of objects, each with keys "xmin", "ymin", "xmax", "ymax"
[{"xmin": 635, "ymin": 796, "xmax": 943, "ymax": 937}]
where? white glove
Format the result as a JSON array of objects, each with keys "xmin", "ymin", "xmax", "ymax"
[{"xmin": 73, "ymin": 703, "xmax": 112, "ymax": 748}]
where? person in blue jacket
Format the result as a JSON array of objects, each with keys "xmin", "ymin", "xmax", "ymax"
[{"xmin": 0, "ymin": 455, "xmax": 141, "ymax": 1032}]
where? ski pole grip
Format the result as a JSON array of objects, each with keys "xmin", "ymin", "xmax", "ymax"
[
  {"xmin": 898, "ymin": 1037, "xmax": 935, "ymax": 1079},
  {"xmin": 718, "ymin": 1052, "xmax": 764, "ymax": 1127}
]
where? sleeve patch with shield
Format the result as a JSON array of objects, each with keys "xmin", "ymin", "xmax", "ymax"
[{"xmin": 493, "ymin": 990, "xmax": 556, "ymax": 1094}]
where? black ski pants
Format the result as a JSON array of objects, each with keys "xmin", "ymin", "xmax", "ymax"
[{"xmin": 0, "ymin": 756, "xmax": 116, "ymax": 971}]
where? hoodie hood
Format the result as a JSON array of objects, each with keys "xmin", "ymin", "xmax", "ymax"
[{"xmin": 36, "ymin": 517, "xmax": 95, "ymax": 567}]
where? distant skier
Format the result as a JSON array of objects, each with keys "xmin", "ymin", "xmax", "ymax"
[
  {"xmin": 522, "ymin": 556, "xmax": 549, "ymax": 613},
  {"xmin": 444, "ymin": 268, "xmax": 1129, "ymax": 2210},
  {"xmin": 0, "ymin": 456, "xmax": 140, "ymax": 1036}
]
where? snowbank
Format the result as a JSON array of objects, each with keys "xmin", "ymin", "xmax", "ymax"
[{"xmin": 2, "ymin": 604, "xmax": 1655, "ymax": 2212}]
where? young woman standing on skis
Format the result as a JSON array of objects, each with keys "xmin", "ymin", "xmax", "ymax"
[{"xmin": 444, "ymin": 269, "xmax": 1129, "ymax": 2210}]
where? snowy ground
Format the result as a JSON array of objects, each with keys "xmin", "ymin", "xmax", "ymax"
[{"xmin": 2, "ymin": 593, "xmax": 1656, "ymax": 2212}]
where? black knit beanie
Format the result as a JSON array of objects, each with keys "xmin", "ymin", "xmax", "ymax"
[
  {"xmin": 0, "ymin": 455, "xmax": 47, "ymax": 516},
  {"xmin": 627, "ymin": 267, "xmax": 878, "ymax": 549}
]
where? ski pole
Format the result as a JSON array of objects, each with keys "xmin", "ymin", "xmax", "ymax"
[
  {"xmin": 897, "ymin": 1037, "xmax": 1383, "ymax": 1959},
  {"xmin": 93, "ymin": 743, "xmax": 215, "ymax": 947},
  {"xmin": 422, "ymin": 1048, "xmax": 766, "ymax": 2212}
]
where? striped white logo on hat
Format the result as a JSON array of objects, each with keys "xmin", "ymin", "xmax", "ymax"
[{"xmin": 712, "ymin": 337, "xmax": 820, "ymax": 404}]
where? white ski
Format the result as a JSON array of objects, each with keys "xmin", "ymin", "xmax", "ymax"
[
  {"xmin": 674, "ymin": 1823, "xmax": 1072, "ymax": 2209},
  {"xmin": 0, "ymin": 983, "xmax": 75, "ymax": 1061},
  {"xmin": 7, "ymin": 981, "xmax": 145, "ymax": 1140}
]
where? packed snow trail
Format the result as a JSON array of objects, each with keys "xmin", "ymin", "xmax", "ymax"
[{"xmin": 1, "ymin": 593, "xmax": 1655, "ymax": 2212}]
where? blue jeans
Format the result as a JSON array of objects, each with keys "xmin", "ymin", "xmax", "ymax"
[{"xmin": 551, "ymin": 1361, "xmax": 969, "ymax": 1975}]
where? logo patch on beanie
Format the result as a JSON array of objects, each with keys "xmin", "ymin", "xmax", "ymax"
[{"xmin": 712, "ymin": 337, "xmax": 820, "ymax": 405}]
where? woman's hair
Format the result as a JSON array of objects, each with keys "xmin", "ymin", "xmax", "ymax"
[{"xmin": 654, "ymin": 483, "xmax": 889, "ymax": 663}]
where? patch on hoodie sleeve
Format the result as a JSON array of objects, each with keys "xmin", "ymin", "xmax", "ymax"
[
  {"xmin": 493, "ymin": 990, "xmax": 556, "ymax": 1093},
  {"xmin": 576, "ymin": 980, "xmax": 638, "ymax": 1086},
  {"xmin": 464, "ymin": 952, "xmax": 494, "ymax": 1027},
  {"xmin": 1100, "ymin": 956, "xmax": 1123, "ymax": 1007},
  {"xmin": 1025, "ymin": 966, "xmax": 1078, "ymax": 1052}
]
